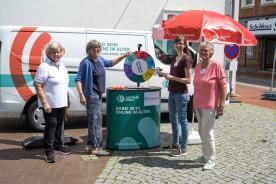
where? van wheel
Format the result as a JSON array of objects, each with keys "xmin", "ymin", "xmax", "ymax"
[{"xmin": 26, "ymin": 101, "xmax": 45, "ymax": 132}]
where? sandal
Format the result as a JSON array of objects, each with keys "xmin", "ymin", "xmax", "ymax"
[
  {"xmin": 162, "ymin": 144, "xmax": 179, "ymax": 150},
  {"xmin": 92, "ymin": 149, "xmax": 110, "ymax": 156}
]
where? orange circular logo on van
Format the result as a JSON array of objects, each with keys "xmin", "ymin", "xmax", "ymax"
[{"xmin": 9, "ymin": 27, "xmax": 51, "ymax": 102}]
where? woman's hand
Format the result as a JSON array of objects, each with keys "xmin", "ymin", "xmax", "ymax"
[
  {"xmin": 165, "ymin": 74, "xmax": 174, "ymax": 80},
  {"xmin": 43, "ymin": 102, "xmax": 52, "ymax": 113},
  {"xmin": 79, "ymin": 94, "xmax": 86, "ymax": 106},
  {"xmin": 216, "ymin": 106, "xmax": 224, "ymax": 117},
  {"xmin": 124, "ymin": 52, "xmax": 132, "ymax": 57}
]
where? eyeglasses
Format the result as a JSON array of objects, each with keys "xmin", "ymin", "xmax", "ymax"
[
  {"xmin": 92, "ymin": 47, "xmax": 101, "ymax": 49},
  {"xmin": 175, "ymin": 42, "xmax": 186, "ymax": 45}
]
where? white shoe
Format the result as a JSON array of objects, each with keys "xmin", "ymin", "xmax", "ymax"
[
  {"xmin": 203, "ymin": 160, "xmax": 216, "ymax": 170},
  {"xmin": 193, "ymin": 156, "xmax": 206, "ymax": 163},
  {"xmin": 85, "ymin": 145, "xmax": 93, "ymax": 152}
]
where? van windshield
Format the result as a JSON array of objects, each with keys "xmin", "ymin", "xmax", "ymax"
[
  {"xmin": 153, "ymin": 39, "xmax": 197, "ymax": 67},
  {"xmin": 153, "ymin": 39, "xmax": 175, "ymax": 65}
]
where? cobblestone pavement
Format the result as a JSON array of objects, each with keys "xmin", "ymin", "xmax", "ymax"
[
  {"xmin": 0, "ymin": 118, "xmax": 109, "ymax": 184},
  {"xmin": 95, "ymin": 103, "xmax": 276, "ymax": 184},
  {"xmin": 0, "ymin": 83, "xmax": 275, "ymax": 183}
]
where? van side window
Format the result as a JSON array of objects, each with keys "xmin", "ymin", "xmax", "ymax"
[
  {"xmin": 153, "ymin": 39, "xmax": 197, "ymax": 68},
  {"xmin": 153, "ymin": 39, "xmax": 174, "ymax": 65}
]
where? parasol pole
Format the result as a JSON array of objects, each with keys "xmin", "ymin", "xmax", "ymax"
[
  {"xmin": 270, "ymin": 45, "xmax": 276, "ymax": 94},
  {"xmin": 262, "ymin": 45, "xmax": 276, "ymax": 100},
  {"xmin": 188, "ymin": 36, "xmax": 203, "ymax": 145}
]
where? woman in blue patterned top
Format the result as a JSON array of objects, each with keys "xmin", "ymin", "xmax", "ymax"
[{"xmin": 75, "ymin": 40, "xmax": 130, "ymax": 156}]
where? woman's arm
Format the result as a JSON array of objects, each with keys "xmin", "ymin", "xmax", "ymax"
[
  {"xmin": 111, "ymin": 52, "xmax": 131, "ymax": 66},
  {"xmin": 165, "ymin": 67, "xmax": 192, "ymax": 84},
  {"xmin": 34, "ymin": 82, "xmax": 51, "ymax": 113},
  {"xmin": 217, "ymin": 84, "xmax": 227, "ymax": 117},
  {"xmin": 76, "ymin": 81, "xmax": 86, "ymax": 105}
]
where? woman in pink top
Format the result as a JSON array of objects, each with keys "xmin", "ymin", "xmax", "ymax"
[{"xmin": 193, "ymin": 41, "xmax": 227, "ymax": 170}]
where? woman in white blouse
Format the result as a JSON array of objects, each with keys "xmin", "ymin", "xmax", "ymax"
[{"xmin": 34, "ymin": 42, "xmax": 70, "ymax": 163}]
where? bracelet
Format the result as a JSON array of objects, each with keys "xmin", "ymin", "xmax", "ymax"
[{"xmin": 79, "ymin": 93, "xmax": 83, "ymax": 96}]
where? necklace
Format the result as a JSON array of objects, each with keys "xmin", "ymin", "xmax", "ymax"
[
  {"xmin": 201, "ymin": 61, "xmax": 210, "ymax": 69},
  {"xmin": 202, "ymin": 64, "xmax": 207, "ymax": 69}
]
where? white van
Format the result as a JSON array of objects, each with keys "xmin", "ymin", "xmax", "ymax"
[{"xmin": 0, "ymin": 26, "xmax": 199, "ymax": 131}]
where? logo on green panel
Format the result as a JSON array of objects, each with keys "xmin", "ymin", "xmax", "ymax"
[
  {"xmin": 116, "ymin": 94, "xmax": 140, "ymax": 103},
  {"xmin": 116, "ymin": 95, "xmax": 125, "ymax": 103}
]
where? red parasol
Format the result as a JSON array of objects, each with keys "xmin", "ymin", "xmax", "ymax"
[{"xmin": 152, "ymin": 10, "xmax": 257, "ymax": 46}]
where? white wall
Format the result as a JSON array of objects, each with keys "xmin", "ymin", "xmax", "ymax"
[
  {"xmin": 164, "ymin": 0, "xmax": 226, "ymax": 12},
  {"xmin": 0, "ymin": 0, "xmax": 130, "ymax": 29},
  {"xmin": 0, "ymin": 0, "xmax": 227, "ymax": 31},
  {"xmin": 1, "ymin": 0, "xmax": 239, "ymax": 93}
]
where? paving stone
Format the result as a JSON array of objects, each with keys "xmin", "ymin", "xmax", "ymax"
[{"xmin": 95, "ymin": 103, "xmax": 276, "ymax": 183}]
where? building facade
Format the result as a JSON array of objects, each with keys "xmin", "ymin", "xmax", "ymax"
[{"xmin": 239, "ymin": 0, "xmax": 276, "ymax": 71}]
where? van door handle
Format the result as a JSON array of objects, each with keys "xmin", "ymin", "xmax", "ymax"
[{"xmin": 106, "ymin": 68, "xmax": 123, "ymax": 72}]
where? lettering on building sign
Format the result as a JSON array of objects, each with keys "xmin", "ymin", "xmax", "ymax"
[
  {"xmin": 249, "ymin": 23, "xmax": 272, "ymax": 31},
  {"xmin": 247, "ymin": 18, "xmax": 276, "ymax": 35}
]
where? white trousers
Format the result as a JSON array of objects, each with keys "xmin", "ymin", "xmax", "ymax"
[{"xmin": 195, "ymin": 108, "xmax": 216, "ymax": 163}]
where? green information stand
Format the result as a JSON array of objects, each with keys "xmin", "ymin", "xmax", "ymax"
[{"xmin": 106, "ymin": 87, "xmax": 161, "ymax": 150}]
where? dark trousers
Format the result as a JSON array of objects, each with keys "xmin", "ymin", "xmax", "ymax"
[{"xmin": 43, "ymin": 107, "xmax": 65, "ymax": 154}]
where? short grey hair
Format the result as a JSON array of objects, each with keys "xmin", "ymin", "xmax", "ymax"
[
  {"xmin": 45, "ymin": 42, "xmax": 64, "ymax": 57},
  {"xmin": 199, "ymin": 41, "xmax": 215, "ymax": 55},
  {"xmin": 86, "ymin": 40, "xmax": 101, "ymax": 55}
]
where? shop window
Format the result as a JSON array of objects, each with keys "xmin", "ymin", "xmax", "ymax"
[
  {"xmin": 261, "ymin": 0, "xmax": 276, "ymax": 5},
  {"xmin": 264, "ymin": 39, "xmax": 276, "ymax": 69},
  {"xmin": 241, "ymin": 0, "xmax": 255, "ymax": 8}
]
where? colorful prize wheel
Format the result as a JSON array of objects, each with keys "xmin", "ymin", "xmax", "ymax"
[{"xmin": 124, "ymin": 51, "xmax": 155, "ymax": 83}]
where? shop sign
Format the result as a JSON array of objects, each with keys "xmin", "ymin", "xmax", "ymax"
[{"xmin": 248, "ymin": 18, "xmax": 276, "ymax": 35}]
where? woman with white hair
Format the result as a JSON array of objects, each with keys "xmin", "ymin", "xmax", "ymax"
[
  {"xmin": 75, "ymin": 40, "xmax": 130, "ymax": 156},
  {"xmin": 193, "ymin": 41, "xmax": 227, "ymax": 170},
  {"xmin": 34, "ymin": 42, "xmax": 70, "ymax": 163}
]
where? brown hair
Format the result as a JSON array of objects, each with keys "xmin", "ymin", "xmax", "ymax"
[
  {"xmin": 86, "ymin": 40, "xmax": 101, "ymax": 56},
  {"xmin": 174, "ymin": 36, "xmax": 191, "ymax": 58}
]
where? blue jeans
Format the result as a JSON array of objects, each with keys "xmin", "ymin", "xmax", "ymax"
[
  {"xmin": 168, "ymin": 92, "xmax": 190, "ymax": 150},
  {"xmin": 86, "ymin": 94, "xmax": 103, "ymax": 149}
]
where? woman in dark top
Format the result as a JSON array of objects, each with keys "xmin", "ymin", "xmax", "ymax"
[{"xmin": 163, "ymin": 36, "xmax": 192, "ymax": 156}]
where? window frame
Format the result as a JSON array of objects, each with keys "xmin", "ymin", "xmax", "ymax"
[
  {"xmin": 241, "ymin": 0, "xmax": 255, "ymax": 8},
  {"xmin": 261, "ymin": 0, "xmax": 276, "ymax": 5}
]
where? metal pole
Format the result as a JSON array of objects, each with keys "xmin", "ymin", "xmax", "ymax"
[
  {"xmin": 137, "ymin": 44, "xmax": 142, "ymax": 88},
  {"xmin": 270, "ymin": 45, "xmax": 276, "ymax": 93}
]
